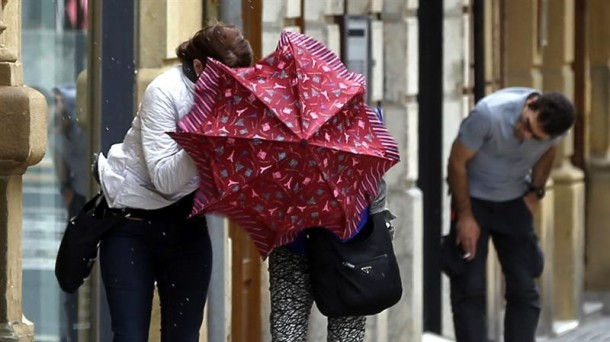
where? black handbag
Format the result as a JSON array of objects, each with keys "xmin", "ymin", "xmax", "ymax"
[
  {"xmin": 305, "ymin": 212, "xmax": 402, "ymax": 317},
  {"xmin": 55, "ymin": 192, "xmax": 117, "ymax": 293}
]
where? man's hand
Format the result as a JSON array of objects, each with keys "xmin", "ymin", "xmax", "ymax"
[
  {"xmin": 456, "ymin": 215, "xmax": 480, "ymax": 261},
  {"xmin": 523, "ymin": 192, "xmax": 539, "ymax": 214}
]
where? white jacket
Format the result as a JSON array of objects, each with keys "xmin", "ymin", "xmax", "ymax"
[{"xmin": 98, "ymin": 65, "xmax": 199, "ymax": 210}]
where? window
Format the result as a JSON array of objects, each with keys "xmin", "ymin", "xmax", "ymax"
[{"xmin": 21, "ymin": 1, "xmax": 91, "ymax": 340}]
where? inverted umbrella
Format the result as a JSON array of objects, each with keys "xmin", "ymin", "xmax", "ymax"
[{"xmin": 169, "ymin": 31, "xmax": 400, "ymax": 258}]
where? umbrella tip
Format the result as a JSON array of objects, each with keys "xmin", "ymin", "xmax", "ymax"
[{"xmin": 300, "ymin": 139, "xmax": 308, "ymax": 147}]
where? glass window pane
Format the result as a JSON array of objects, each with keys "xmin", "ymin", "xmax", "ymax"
[{"xmin": 21, "ymin": 0, "xmax": 91, "ymax": 341}]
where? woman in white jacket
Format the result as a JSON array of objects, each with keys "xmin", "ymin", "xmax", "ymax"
[{"xmin": 96, "ymin": 23, "xmax": 252, "ymax": 341}]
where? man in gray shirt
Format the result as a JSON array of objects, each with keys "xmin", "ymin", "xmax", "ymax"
[{"xmin": 445, "ymin": 88, "xmax": 575, "ymax": 342}]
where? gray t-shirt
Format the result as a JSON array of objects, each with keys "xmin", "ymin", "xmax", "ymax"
[{"xmin": 458, "ymin": 87, "xmax": 563, "ymax": 201}]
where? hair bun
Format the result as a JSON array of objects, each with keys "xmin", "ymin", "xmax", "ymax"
[{"xmin": 176, "ymin": 41, "xmax": 189, "ymax": 59}]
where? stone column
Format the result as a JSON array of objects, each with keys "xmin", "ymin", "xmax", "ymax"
[
  {"xmin": 0, "ymin": 1, "xmax": 47, "ymax": 340},
  {"xmin": 543, "ymin": 0, "xmax": 586, "ymax": 326},
  {"xmin": 504, "ymin": 0, "xmax": 557, "ymax": 336},
  {"xmin": 383, "ymin": 1, "xmax": 423, "ymax": 341},
  {"xmin": 480, "ymin": 2, "xmax": 506, "ymax": 339},
  {"xmin": 585, "ymin": 0, "xmax": 610, "ymax": 292},
  {"xmin": 534, "ymin": 186, "xmax": 556, "ymax": 335},
  {"xmin": 504, "ymin": 0, "xmax": 544, "ymax": 88}
]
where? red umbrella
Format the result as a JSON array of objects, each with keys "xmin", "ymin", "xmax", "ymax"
[{"xmin": 169, "ymin": 31, "xmax": 399, "ymax": 258}]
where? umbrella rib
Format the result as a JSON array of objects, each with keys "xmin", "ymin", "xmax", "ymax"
[
  {"xmin": 301, "ymin": 146, "xmax": 397, "ymax": 239},
  {"xmin": 202, "ymin": 133, "xmax": 301, "ymax": 145},
  {"xmin": 304, "ymin": 148, "xmax": 349, "ymax": 230},
  {"xmin": 286, "ymin": 39, "xmax": 365, "ymax": 141},
  {"xmin": 221, "ymin": 63, "xmax": 304, "ymax": 140}
]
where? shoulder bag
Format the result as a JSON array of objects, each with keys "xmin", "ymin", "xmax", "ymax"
[
  {"xmin": 305, "ymin": 211, "xmax": 403, "ymax": 317},
  {"xmin": 55, "ymin": 192, "xmax": 117, "ymax": 293}
]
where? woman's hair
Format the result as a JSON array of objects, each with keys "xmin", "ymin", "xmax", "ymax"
[{"xmin": 176, "ymin": 21, "xmax": 253, "ymax": 68}]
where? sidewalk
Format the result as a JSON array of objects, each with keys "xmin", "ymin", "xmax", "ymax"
[
  {"xmin": 423, "ymin": 316, "xmax": 610, "ymax": 342},
  {"xmin": 537, "ymin": 316, "xmax": 610, "ymax": 342}
]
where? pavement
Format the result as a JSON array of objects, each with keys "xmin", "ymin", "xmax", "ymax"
[
  {"xmin": 537, "ymin": 316, "xmax": 610, "ymax": 342},
  {"xmin": 423, "ymin": 316, "xmax": 610, "ymax": 342}
]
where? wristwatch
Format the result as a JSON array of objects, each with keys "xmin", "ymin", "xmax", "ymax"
[{"xmin": 528, "ymin": 184, "xmax": 546, "ymax": 199}]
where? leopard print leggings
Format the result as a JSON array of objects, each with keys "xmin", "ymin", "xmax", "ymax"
[{"xmin": 268, "ymin": 247, "xmax": 366, "ymax": 342}]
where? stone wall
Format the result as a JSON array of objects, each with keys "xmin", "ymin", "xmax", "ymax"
[{"xmin": 0, "ymin": 0, "xmax": 47, "ymax": 341}]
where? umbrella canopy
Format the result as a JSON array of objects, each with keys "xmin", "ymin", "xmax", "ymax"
[{"xmin": 169, "ymin": 31, "xmax": 400, "ymax": 258}]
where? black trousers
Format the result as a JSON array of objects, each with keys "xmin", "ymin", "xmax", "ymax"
[
  {"xmin": 100, "ymin": 216, "xmax": 211, "ymax": 342},
  {"xmin": 448, "ymin": 197, "xmax": 544, "ymax": 342}
]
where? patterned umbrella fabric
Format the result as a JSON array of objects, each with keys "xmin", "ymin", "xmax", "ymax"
[{"xmin": 169, "ymin": 31, "xmax": 400, "ymax": 258}]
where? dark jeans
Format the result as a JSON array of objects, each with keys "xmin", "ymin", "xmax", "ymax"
[
  {"xmin": 448, "ymin": 197, "xmax": 544, "ymax": 342},
  {"xmin": 100, "ymin": 216, "xmax": 212, "ymax": 342}
]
